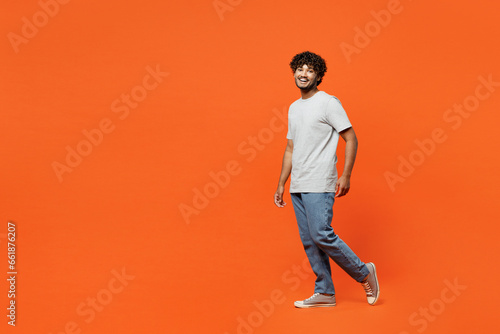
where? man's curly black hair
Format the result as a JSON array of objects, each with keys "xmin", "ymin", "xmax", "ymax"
[{"xmin": 289, "ymin": 51, "xmax": 327, "ymax": 86}]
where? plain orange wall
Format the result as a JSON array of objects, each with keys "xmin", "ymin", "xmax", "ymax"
[{"xmin": 1, "ymin": 0, "xmax": 499, "ymax": 333}]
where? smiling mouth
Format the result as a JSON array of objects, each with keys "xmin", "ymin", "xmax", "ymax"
[{"xmin": 298, "ymin": 78, "xmax": 308, "ymax": 83}]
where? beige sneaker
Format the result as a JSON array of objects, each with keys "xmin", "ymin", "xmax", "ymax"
[
  {"xmin": 361, "ymin": 262, "xmax": 380, "ymax": 305},
  {"xmin": 294, "ymin": 293, "xmax": 336, "ymax": 308}
]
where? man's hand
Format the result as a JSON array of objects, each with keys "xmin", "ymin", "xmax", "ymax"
[
  {"xmin": 274, "ymin": 186, "xmax": 286, "ymax": 207},
  {"xmin": 335, "ymin": 175, "xmax": 351, "ymax": 198}
]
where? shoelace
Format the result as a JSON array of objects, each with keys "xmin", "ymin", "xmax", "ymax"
[
  {"xmin": 361, "ymin": 281, "xmax": 373, "ymax": 297},
  {"xmin": 305, "ymin": 293, "xmax": 321, "ymax": 301}
]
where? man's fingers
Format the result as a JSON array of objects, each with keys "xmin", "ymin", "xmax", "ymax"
[
  {"xmin": 336, "ymin": 186, "xmax": 350, "ymax": 197},
  {"xmin": 274, "ymin": 192, "xmax": 287, "ymax": 207},
  {"xmin": 335, "ymin": 185, "xmax": 345, "ymax": 197},
  {"xmin": 274, "ymin": 193, "xmax": 282, "ymax": 207}
]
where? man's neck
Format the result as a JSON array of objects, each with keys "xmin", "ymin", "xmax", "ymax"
[{"xmin": 300, "ymin": 87, "xmax": 319, "ymax": 100}]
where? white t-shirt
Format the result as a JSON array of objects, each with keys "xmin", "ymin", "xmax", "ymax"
[{"xmin": 286, "ymin": 91, "xmax": 352, "ymax": 193}]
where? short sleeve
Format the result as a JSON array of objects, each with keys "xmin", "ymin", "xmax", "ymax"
[{"xmin": 324, "ymin": 97, "xmax": 352, "ymax": 132}]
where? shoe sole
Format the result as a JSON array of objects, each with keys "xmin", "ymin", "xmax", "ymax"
[
  {"xmin": 368, "ymin": 262, "xmax": 380, "ymax": 305},
  {"xmin": 294, "ymin": 302, "xmax": 336, "ymax": 308}
]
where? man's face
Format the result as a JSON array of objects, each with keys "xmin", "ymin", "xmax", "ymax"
[{"xmin": 294, "ymin": 64, "xmax": 320, "ymax": 91}]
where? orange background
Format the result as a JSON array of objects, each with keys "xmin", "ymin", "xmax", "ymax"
[{"xmin": 1, "ymin": 0, "xmax": 499, "ymax": 333}]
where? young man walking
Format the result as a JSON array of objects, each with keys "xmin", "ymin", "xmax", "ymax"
[{"xmin": 274, "ymin": 51, "xmax": 379, "ymax": 308}]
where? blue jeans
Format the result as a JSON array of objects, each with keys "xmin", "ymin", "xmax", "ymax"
[{"xmin": 290, "ymin": 192, "xmax": 369, "ymax": 295}]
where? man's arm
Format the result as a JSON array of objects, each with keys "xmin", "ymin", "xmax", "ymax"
[
  {"xmin": 274, "ymin": 139, "xmax": 293, "ymax": 207},
  {"xmin": 335, "ymin": 127, "xmax": 358, "ymax": 198}
]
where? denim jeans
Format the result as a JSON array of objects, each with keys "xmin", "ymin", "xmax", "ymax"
[{"xmin": 290, "ymin": 192, "xmax": 369, "ymax": 295}]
